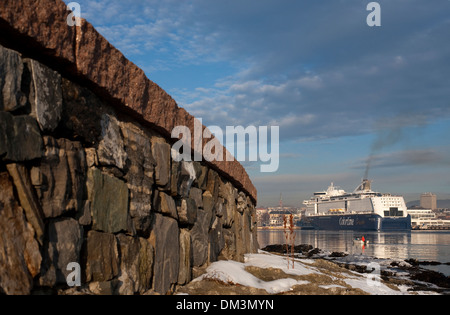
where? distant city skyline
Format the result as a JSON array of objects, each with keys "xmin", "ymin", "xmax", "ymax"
[
  {"xmin": 256, "ymin": 192, "xmax": 450, "ymax": 209},
  {"xmin": 69, "ymin": 0, "xmax": 450, "ymax": 207}
]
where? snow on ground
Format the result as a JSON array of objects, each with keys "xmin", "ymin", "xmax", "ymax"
[
  {"xmin": 343, "ymin": 277, "xmax": 402, "ymax": 295},
  {"xmin": 244, "ymin": 252, "xmax": 318, "ymax": 277},
  {"xmin": 193, "ymin": 253, "xmax": 310, "ymax": 294},
  {"xmin": 190, "ymin": 251, "xmax": 424, "ymax": 295}
]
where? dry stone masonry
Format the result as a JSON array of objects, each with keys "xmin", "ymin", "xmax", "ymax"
[{"xmin": 0, "ymin": 0, "xmax": 258, "ymax": 295}]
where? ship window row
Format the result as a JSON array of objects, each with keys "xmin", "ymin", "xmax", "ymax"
[{"xmin": 410, "ymin": 214, "xmax": 435, "ymax": 219}]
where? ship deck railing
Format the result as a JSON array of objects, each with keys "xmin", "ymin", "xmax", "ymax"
[{"xmin": 305, "ymin": 211, "xmax": 375, "ymax": 216}]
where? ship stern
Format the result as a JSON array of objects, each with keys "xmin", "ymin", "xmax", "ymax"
[{"xmin": 380, "ymin": 214, "xmax": 412, "ymax": 230}]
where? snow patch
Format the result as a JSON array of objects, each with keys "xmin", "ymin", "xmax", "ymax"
[
  {"xmin": 191, "ymin": 252, "xmax": 443, "ymax": 295},
  {"xmin": 246, "ymin": 252, "xmax": 318, "ymax": 277},
  {"xmin": 194, "ymin": 253, "xmax": 312, "ymax": 294}
]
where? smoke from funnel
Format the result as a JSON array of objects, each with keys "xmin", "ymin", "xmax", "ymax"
[
  {"xmin": 364, "ymin": 158, "xmax": 371, "ymax": 180},
  {"xmin": 364, "ymin": 116, "xmax": 419, "ymax": 179}
]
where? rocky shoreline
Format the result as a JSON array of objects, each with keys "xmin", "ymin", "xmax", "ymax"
[{"xmin": 260, "ymin": 244, "xmax": 450, "ymax": 294}]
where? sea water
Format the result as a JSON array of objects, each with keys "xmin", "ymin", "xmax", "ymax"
[{"xmin": 257, "ymin": 230, "xmax": 450, "ymax": 276}]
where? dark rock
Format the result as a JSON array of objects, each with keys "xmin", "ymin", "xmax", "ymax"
[
  {"xmin": 86, "ymin": 231, "xmax": 119, "ymax": 282},
  {"xmin": 154, "ymin": 191, "xmax": 178, "ymax": 220},
  {"xmin": 0, "ymin": 172, "xmax": 42, "ymax": 295},
  {"xmin": 29, "ymin": 59, "xmax": 62, "ymax": 131},
  {"xmin": 344, "ymin": 263, "xmax": 368, "ymax": 274},
  {"xmin": 404, "ymin": 258, "xmax": 419, "ymax": 266},
  {"xmin": 297, "ymin": 244, "xmax": 314, "ymax": 253},
  {"xmin": 87, "ymin": 168, "xmax": 129, "ymax": 234},
  {"xmin": 116, "ymin": 234, "xmax": 154, "ymax": 294},
  {"xmin": 6, "ymin": 163, "xmax": 45, "ymax": 244},
  {"xmin": 34, "ymin": 136, "xmax": 86, "ymax": 218},
  {"xmin": 170, "ymin": 159, "xmax": 180, "ymax": 196},
  {"xmin": 189, "ymin": 187, "xmax": 203, "ymax": 209},
  {"xmin": 76, "ymin": 200, "xmax": 92, "ymax": 226},
  {"xmin": 219, "ymin": 179, "xmax": 237, "ymax": 228},
  {"xmin": 40, "ymin": 218, "xmax": 83, "ymax": 286},
  {"xmin": 243, "ymin": 207, "xmax": 256, "ymax": 254},
  {"xmin": 223, "ymin": 198, "xmax": 236, "ymax": 228},
  {"xmin": 152, "ymin": 142, "xmax": 171, "ymax": 187},
  {"xmin": 218, "ymin": 177, "xmax": 228, "ymax": 199},
  {"xmin": 178, "ymin": 229, "xmax": 191, "ymax": 285},
  {"xmin": 209, "ymin": 216, "xmax": 225, "ymax": 262},
  {"xmin": 330, "ymin": 252, "xmax": 349, "ymax": 258},
  {"xmin": 306, "ymin": 248, "xmax": 321, "ymax": 258},
  {"xmin": 233, "ymin": 209, "xmax": 246, "ymax": 262},
  {"xmin": 203, "ymin": 191, "xmax": 216, "ymax": 227},
  {"xmin": 177, "ymin": 197, "xmax": 197, "ymax": 226},
  {"xmin": 0, "ymin": 112, "xmax": 43, "ymax": 162},
  {"xmin": 0, "ymin": 116, "xmax": 6, "ymax": 157},
  {"xmin": 261, "ymin": 244, "xmax": 313, "ymax": 254},
  {"xmin": 215, "ymin": 198, "xmax": 225, "ymax": 218},
  {"xmin": 249, "ymin": 201, "xmax": 258, "ymax": 232},
  {"xmin": 152, "ymin": 213, "xmax": 179, "ymax": 294},
  {"xmin": 237, "ymin": 192, "xmax": 247, "ymax": 213},
  {"xmin": 121, "ymin": 121, "xmax": 155, "ymax": 235},
  {"xmin": 60, "ymin": 78, "xmax": 104, "ymax": 145},
  {"xmin": 190, "ymin": 209, "xmax": 209, "ymax": 267},
  {"xmin": 178, "ymin": 161, "xmax": 196, "ymax": 197},
  {"xmin": 261, "ymin": 244, "xmax": 286, "ymax": 253},
  {"xmin": 218, "ymin": 228, "xmax": 237, "ymax": 261},
  {"xmin": 85, "ymin": 147, "xmax": 98, "ymax": 168},
  {"xmin": 205, "ymin": 169, "xmax": 219, "ymax": 200},
  {"xmin": 194, "ymin": 162, "xmax": 207, "ymax": 190},
  {"xmin": 97, "ymin": 113, "xmax": 127, "ymax": 169},
  {"xmin": 418, "ymin": 261, "xmax": 442, "ymax": 266},
  {"xmin": 88, "ymin": 279, "xmax": 120, "ymax": 295},
  {"xmin": 0, "ymin": 45, "xmax": 27, "ymax": 112},
  {"xmin": 411, "ymin": 269, "xmax": 450, "ymax": 289}
]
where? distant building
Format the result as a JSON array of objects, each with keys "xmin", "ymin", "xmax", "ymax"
[
  {"xmin": 256, "ymin": 208, "xmax": 269, "ymax": 227},
  {"xmin": 420, "ymin": 193, "xmax": 437, "ymax": 210},
  {"xmin": 256, "ymin": 207, "xmax": 301, "ymax": 227},
  {"xmin": 267, "ymin": 209, "xmax": 291, "ymax": 226},
  {"xmin": 408, "ymin": 208, "xmax": 450, "ymax": 229}
]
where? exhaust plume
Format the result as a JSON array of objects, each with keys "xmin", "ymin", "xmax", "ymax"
[{"xmin": 363, "ymin": 115, "xmax": 426, "ymax": 179}]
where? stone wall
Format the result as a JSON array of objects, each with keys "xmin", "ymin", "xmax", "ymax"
[{"xmin": 0, "ymin": 5, "xmax": 258, "ymax": 294}]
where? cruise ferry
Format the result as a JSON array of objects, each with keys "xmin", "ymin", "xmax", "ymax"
[{"xmin": 300, "ymin": 179, "xmax": 411, "ymax": 231}]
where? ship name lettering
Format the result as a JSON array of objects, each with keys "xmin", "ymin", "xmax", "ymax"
[{"xmin": 339, "ymin": 217, "xmax": 354, "ymax": 226}]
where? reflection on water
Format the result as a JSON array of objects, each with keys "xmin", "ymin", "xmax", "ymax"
[{"xmin": 258, "ymin": 230, "xmax": 450, "ymax": 276}]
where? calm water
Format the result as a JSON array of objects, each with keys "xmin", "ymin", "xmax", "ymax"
[{"xmin": 258, "ymin": 230, "xmax": 450, "ymax": 276}]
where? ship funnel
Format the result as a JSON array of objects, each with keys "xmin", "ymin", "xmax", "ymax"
[
  {"xmin": 355, "ymin": 179, "xmax": 372, "ymax": 192},
  {"xmin": 362, "ymin": 179, "xmax": 371, "ymax": 191}
]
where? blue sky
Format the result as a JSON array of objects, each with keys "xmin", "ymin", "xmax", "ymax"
[{"xmin": 69, "ymin": 0, "xmax": 450, "ymax": 206}]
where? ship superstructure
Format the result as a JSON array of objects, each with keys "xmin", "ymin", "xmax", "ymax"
[{"xmin": 301, "ymin": 179, "xmax": 411, "ymax": 231}]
